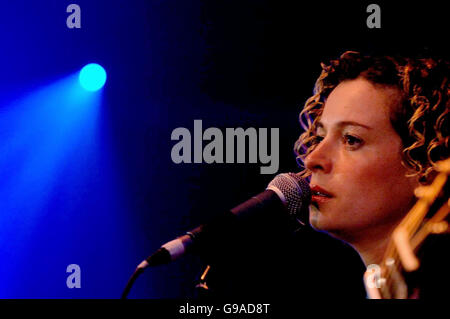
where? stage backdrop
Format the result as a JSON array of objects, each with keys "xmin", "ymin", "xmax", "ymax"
[{"xmin": 0, "ymin": 0, "xmax": 447, "ymax": 298}]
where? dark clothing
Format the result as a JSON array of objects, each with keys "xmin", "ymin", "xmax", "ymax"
[{"xmin": 197, "ymin": 225, "xmax": 368, "ymax": 300}]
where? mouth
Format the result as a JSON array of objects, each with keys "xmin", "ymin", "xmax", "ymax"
[{"xmin": 310, "ymin": 185, "xmax": 334, "ymax": 204}]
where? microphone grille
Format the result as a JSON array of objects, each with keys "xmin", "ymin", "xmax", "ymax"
[{"xmin": 267, "ymin": 173, "xmax": 311, "ymax": 221}]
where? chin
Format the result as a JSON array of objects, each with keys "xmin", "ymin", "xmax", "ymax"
[{"xmin": 308, "ymin": 204, "xmax": 345, "ymax": 237}]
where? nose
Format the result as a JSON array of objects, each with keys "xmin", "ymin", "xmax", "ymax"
[{"xmin": 304, "ymin": 137, "xmax": 333, "ymax": 174}]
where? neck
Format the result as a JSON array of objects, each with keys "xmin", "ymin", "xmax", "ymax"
[
  {"xmin": 352, "ymin": 232, "xmax": 391, "ymax": 267},
  {"xmin": 344, "ymin": 222, "xmax": 399, "ymax": 267}
]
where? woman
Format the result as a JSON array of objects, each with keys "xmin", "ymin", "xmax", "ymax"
[{"xmin": 295, "ymin": 51, "xmax": 449, "ymax": 298}]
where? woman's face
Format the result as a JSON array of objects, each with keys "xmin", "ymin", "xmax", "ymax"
[{"xmin": 305, "ymin": 77, "xmax": 419, "ymax": 242}]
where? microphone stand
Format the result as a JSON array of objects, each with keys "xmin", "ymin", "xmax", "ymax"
[{"xmin": 194, "ymin": 265, "xmax": 212, "ymax": 299}]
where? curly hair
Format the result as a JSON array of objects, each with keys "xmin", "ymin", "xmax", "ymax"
[{"xmin": 294, "ymin": 51, "xmax": 449, "ymax": 184}]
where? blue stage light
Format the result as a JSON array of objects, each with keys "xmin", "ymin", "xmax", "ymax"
[{"xmin": 79, "ymin": 63, "xmax": 107, "ymax": 91}]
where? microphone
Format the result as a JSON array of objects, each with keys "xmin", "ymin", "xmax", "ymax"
[
  {"xmin": 121, "ymin": 172, "xmax": 310, "ymax": 298},
  {"xmin": 138, "ymin": 172, "xmax": 311, "ymax": 270}
]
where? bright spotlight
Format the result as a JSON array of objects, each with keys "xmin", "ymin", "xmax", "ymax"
[{"xmin": 79, "ymin": 63, "xmax": 107, "ymax": 91}]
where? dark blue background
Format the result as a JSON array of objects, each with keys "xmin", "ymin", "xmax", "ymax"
[{"xmin": 0, "ymin": 0, "xmax": 447, "ymax": 298}]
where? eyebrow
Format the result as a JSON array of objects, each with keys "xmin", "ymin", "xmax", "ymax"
[{"xmin": 316, "ymin": 121, "xmax": 373, "ymax": 130}]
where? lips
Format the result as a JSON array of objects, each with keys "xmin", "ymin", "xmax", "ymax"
[{"xmin": 310, "ymin": 184, "xmax": 334, "ymax": 204}]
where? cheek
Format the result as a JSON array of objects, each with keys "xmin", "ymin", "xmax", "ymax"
[
  {"xmin": 342, "ymin": 156, "xmax": 414, "ymax": 221},
  {"xmin": 349, "ymin": 146, "xmax": 406, "ymax": 190}
]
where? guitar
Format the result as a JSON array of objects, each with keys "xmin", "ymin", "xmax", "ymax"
[{"xmin": 364, "ymin": 158, "xmax": 450, "ymax": 299}]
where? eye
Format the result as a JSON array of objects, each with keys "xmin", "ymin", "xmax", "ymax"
[
  {"xmin": 312, "ymin": 135, "xmax": 324, "ymax": 145},
  {"xmin": 343, "ymin": 134, "xmax": 363, "ymax": 148}
]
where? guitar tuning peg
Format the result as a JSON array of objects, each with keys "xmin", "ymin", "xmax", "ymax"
[
  {"xmin": 414, "ymin": 186, "xmax": 429, "ymax": 198},
  {"xmin": 426, "ymin": 221, "xmax": 449, "ymax": 234}
]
